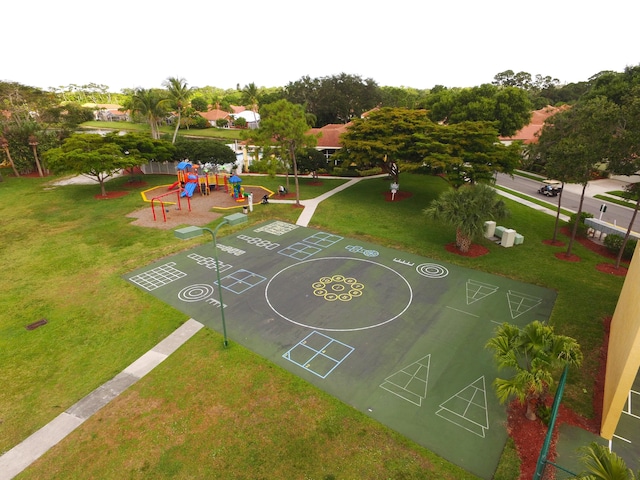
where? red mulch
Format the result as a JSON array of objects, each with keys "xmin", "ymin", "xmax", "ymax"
[
  {"xmin": 445, "ymin": 242, "xmax": 489, "ymax": 257},
  {"xmin": 383, "ymin": 190, "xmax": 413, "ymax": 202},
  {"xmin": 545, "ymin": 227, "xmax": 628, "ymax": 276}
]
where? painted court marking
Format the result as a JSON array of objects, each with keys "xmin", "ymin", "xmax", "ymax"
[
  {"xmin": 436, "ymin": 376, "xmax": 489, "ymax": 438},
  {"xmin": 282, "ymin": 331, "xmax": 354, "ymax": 379},
  {"xmin": 380, "ymin": 354, "xmax": 431, "ymax": 406},
  {"xmin": 187, "ymin": 253, "xmax": 234, "ymax": 273},
  {"xmin": 217, "ymin": 269, "xmax": 266, "ymax": 294},
  {"xmin": 254, "ymin": 221, "xmax": 299, "ymax": 235},
  {"xmin": 507, "ymin": 290, "xmax": 542, "ymax": 319},
  {"xmin": 613, "ymin": 389, "xmax": 640, "ymax": 445},
  {"xmin": 278, "ymin": 243, "xmax": 323, "ymax": 260},
  {"xmin": 178, "ymin": 284, "xmax": 215, "ymax": 302},
  {"xmin": 345, "ymin": 245, "xmax": 380, "ymax": 257},
  {"xmin": 466, "ymin": 280, "xmax": 499, "ymax": 305},
  {"xmin": 128, "ymin": 262, "xmax": 186, "ymax": 291},
  {"xmin": 416, "ymin": 263, "xmax": 449, "ymax": 279},
  {"xmin": 303, "ymin": 232, "xmax": 344, "ymax": 248},
  {"xmin": 265, "ymin": 257, "xmax": 413, "ymax": 332}
]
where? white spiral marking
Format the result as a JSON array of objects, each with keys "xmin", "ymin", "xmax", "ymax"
[
  {"xmin": 178, "ymin": 284, "xmax": 215, "ymax": 302},
  {"xmin": 416, "ymin": 263, "xmax": 449, "ymax": 279}
]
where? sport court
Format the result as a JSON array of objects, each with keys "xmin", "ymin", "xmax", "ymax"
[{"xmin": 124, "ymin": 220, "xmax": 557, "ymax": 479}]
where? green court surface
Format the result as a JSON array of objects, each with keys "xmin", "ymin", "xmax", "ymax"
[{"xmin": 124, "ymin": 220, "xmax": 557, "ymax": 479}]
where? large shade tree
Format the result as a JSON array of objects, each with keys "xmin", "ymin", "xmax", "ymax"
[
  {"xmin": 424, "ymin": 183, "xmax": 508, "ymax": 253},
  {"xmin": 44, "ymin": 133, "xmax": 144, "ymax": 196},
  {"xmin": 486, "ymin": 321, "xmax": 582, "ymax": 421},
  {"xmin": 423, "ymin": 83, "xmax": 532, "ymax": 137},
  {"xmin": 243, "ymin": 99, "xmax": 319, "ymax": 206}
]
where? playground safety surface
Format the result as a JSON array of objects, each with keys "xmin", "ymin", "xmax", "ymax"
[
  {"xmin": 124, "ymin": 220, "xmax": 558, "ymax": 479},
  {"xmin": 126, "ymin": 185, "xmax": 270, "ymax": 230}
]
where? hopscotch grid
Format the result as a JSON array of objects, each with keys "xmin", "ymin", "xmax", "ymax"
[
  {"xmin": 302, "ymin": 232, "xmax": 344, "ymax": 248},
  {"xmin": 129, "ymin": 262, "xmax": 186, "ymax": 291},
  {"xmin": 254, "ymin": 221, "xmax": 299, "ymax": 236},
  {"xmin": 282, "ymin": 331, "xmax": 354, "ymax": 379},
  {"xmin": 187, "ymin": 253, "xmax": 233, "ymax": 273},
  {"xmin": 218, "ymin": 269, "xmax": 266, "ymax": 294},
  {"xmin": 278, "ymin": 243, "xmax": 323, "ymax": 260}
]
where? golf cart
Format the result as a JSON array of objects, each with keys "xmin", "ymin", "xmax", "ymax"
[{"xmin": 538, "ymin": 179, "xmax": 563, "ymax": 197}]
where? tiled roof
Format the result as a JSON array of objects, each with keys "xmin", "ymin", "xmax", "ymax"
[
  {"xmin": 309, "ymin": 123, "xmax": 350, "ymax": 148},
  {"xmin": 500, "ymin": 105, "xmax": 570, "ymax": 144},
  {"xmin": 198, "ymin": 109, "xmax": 232, "ymax": 121}
]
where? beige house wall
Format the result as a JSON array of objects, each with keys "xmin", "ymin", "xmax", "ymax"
[{"xmin": 601, "ymin": 243, "xmax": 640, "ymax": 439}]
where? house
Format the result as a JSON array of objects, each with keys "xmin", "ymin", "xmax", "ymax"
[
  {"xmin": 499, "ymin": 105, "xmax": 570, "ymax": 145},
  {"xmin": 198, "ymin": 108, "xmax": 233, "ymax": 127},
  {"xmin": 197, "ymin": 106, "xmax": 260, "ymax": 129},
  {"xmin": 308, "ymin": 123, "xmax": 349, "ymax": 163},
  {"xmin": 84, "ymin": 103, "xmax": 130, "ymax": 122}
]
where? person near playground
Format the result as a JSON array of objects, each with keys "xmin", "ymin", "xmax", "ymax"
[{"xmin": 278, "ymin": 185, "xmax": 287, "ymax": 196}]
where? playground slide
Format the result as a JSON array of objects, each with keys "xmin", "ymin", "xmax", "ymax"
[
  {"xmin": 168, "ymin": 181, "xmax": 180, "ymax": 190},
  {"xmin": 181, "ymin": 182, "xmax": 197, "ymax": 198}
]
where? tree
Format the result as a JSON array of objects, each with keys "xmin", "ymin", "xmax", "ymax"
[
  {"xmin": 424, "ymin": 84, "xmax": 532, "ymax": 137},
  {"xmin": 125, "ymin": 88, "xmax": 170, "ymax": 139},
  {"xmin": 575, "ymin": 442, "xmax": 638, "ymax": 480},
  {"xmin": 44, "ymin": 133, "xmax": 141, "ymax": 196},
  {"xmin": 243, "ymin": 99, "xmax": 319, "ymax": 206},
  {"xmin": 174, "ymin": 137, "xmax": 235, "ymax": 165},
  {"xmin": 337, "ymin": 107, "xmax": 434, "ymax": 171},
  {"xmin": 285, "ymin": 73, "xmax": 381, "ymax": 127},
  {"xmin": 534, "ymin": 97, "xmax": 619, "ymax": 256},
  {"xmin": 240, "ymin": 82, "xmax": 261, "ymax": 129},
  {"xmin": 190, "ymin": 96, "xmax": 208, "ymax": 112},
  {"xmin": 485, "ymin": 321, "xmax": 582, "ymax": 421},
  {"xmin": 163, "ymin": 77, "xmax": 194, "ymax": 144},
  {"xmin": 424, "ymin": 183, "xmax": 509, "ymax": 253}
]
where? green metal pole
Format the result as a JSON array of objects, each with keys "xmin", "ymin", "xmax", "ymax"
[
  {"xmin": 203, "ymin": 221, "xmax": 229, "ymax": 348},
  {"xmin": 533, "ymin": 364, "xmax": 569, "ymax": 480}
]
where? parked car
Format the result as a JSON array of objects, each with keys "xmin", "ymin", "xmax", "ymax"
[{"xmin": 538, "ymin": 179, "xmax": 563, "ymax": 197}]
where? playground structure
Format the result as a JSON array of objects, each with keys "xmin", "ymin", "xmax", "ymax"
[
  {"xmin": 168, "ymin": 162, "xmax": 230, "ymax": 197},
  {"xmin": 150, "ymin": 189, "xmax": 191, "ymax": 223}
]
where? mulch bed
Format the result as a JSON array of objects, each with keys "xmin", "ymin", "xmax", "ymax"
[{"xmin": 547, "ymin": 227, "xmax": 629, "ymax": 276}]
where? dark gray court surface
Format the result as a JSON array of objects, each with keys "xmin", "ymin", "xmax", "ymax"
[{"xmin": 124, "ymin": 220, "xmax": 557, "ymax": 479}]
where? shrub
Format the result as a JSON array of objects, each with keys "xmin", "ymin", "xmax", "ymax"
[
  {"xmin": 567, "ymin": 211, "xmax": 594, "ymax": 238},
  {"xmin": 603, "ymin": 234, "xmax": 637, "ymax": 260}
]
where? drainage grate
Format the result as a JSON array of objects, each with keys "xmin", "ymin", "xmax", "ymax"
[{"xmin": 26, "ymin": 319, "xmax": 48, "ymax": 330}]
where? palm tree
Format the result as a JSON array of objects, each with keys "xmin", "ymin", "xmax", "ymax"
[
  {"xmin": 129, "ymin": 88, "xmax": 170, "ymax": 139},
  {"xmin": 241, "ymin": 82, "xmax": 260, "ymax": 129},
  {"xmin": 486, "ymin": 321, "xmax": 582, "ymax": 421},
  {"xmin": 0, "ymin": 136, "xmax": 20, "ymax": 177},
  {"xmin": 575, "ymin": 442, "xmax": 637, "ymax": 479},
  {"xmin": 163, "ymin": 77, "xmax": 193, "ymax": 144},
  {"xmin": 424, "ymin": 183, "xmax": 508, "ymax": 253}
]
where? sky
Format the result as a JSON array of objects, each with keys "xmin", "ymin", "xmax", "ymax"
[{"xmin": 5, "ymin": 0, "xmax": 639, "ymax": 93}]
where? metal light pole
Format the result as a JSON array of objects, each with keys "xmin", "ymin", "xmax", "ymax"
[{"xmin": 174, "ymin": 213, "xmax": 248, "ymax": 348}]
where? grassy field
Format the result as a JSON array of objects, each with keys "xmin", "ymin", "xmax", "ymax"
[
  {"xmin": 0, "ymin": 170, "xmax": 625, "ymax": 479},
  {"xmin": 80, "ymin": 121, "xmax": 243, "ymax": 141}
]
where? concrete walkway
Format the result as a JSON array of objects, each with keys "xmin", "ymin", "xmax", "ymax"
[{"xmin": 0, "ymin": 319, "xmax": 204, "ymax": 480}]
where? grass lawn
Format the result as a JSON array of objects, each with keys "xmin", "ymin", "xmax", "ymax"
[
  {"xmin": 0, "ymin": 170, "xmax": 624, "ymax": 479},
  {"xmin": 80, "ymin": 121, "xmax": 243, "ymax": 141}
]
